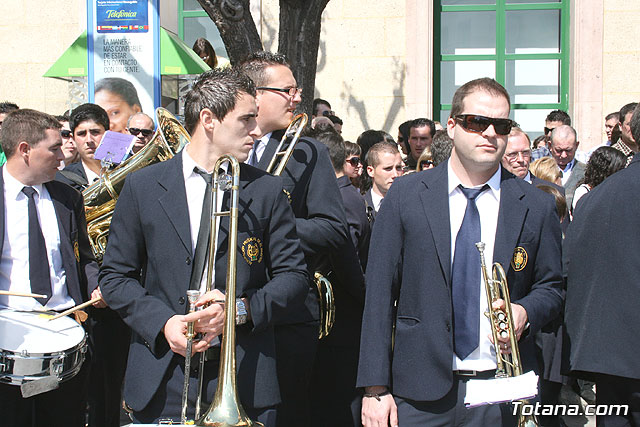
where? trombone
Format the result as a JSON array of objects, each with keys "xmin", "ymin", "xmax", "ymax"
[
  {"xmin": 476, "ymin": 242, "xmax": 538, "ymax": 427},
  {"xmin": 265, "ymin": 113, "xmax": 335, "ymax": 339},
  {"xmin": 181, "ymin": 155, "xmax": 262, "ymax": 426}
]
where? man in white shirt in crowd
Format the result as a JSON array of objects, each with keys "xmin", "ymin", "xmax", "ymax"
[{"xmin": 0, "ymin": 108, "xmax": 101, "ymax": 426}]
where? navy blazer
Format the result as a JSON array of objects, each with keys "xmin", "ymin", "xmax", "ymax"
[
  {"xmin": 256, "ymin": 132, "xmax": 349, "ymax": 323},
  {"xmin": 0, "ymin": 170, "xmax": 98, "ymax": 306},
  {"xmin": 99, "ymin": 152, "xmax": 309, "ymax": 411},
  {"xmin": 55, "ymin": 161, "xmax": 89, "ymax": 191},
  {"xmin": 357, "ymin": 164, "xmax": 564, "ymax": 402},
  {"xmin": 563, "ymin": 154, "xmax": 640, "ymax": 380}
]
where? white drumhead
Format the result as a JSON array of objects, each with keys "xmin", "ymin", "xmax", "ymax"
[{"xmin": 0, "ymin": 309, "xmax": 84, "ymax": 354}]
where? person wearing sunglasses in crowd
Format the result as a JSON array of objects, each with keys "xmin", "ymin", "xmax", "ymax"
[
  {"xmin": 56, "ymin": 113, "xmax": 79, "ymax": 168},
  {"xmin": 358, "ymin": 78, "xmax": 563, "ymax": 427},
  {"xmin": 344, "ymin": 141, "xmax": 364, "ymax": 188},
  {"xmin": 531, "ymin": 109, "xmax": 572, "ymax": 162},
  {"xmin": 127, "ymin": 112, "xmax": 155, "ymax": 154},
  {"xmin": 416, "ymin": 147, "xmax": 435, "ymax": 171}
]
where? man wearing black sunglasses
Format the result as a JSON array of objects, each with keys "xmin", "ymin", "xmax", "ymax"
[
  {"xmin": 127, "ymin": 112, "xmax": 155, "ymax": 154},
  {"xmin": 359, "ymin": 78, "xmax": 563, "ymax": 427}
]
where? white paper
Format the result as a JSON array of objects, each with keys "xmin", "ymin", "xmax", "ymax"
[{"xmin": 464, "ymin": 371, "xmax": 539, "ymax": 408}]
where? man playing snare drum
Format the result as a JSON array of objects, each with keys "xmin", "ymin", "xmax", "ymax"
[{"xmin": 0, "ymin": 109, "xmax": 102, "ymax": 426}]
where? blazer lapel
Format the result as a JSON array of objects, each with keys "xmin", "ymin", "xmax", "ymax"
[
  {"xmin": 493, "ymin": 172, "xmax": 528, "ymax": 269},
  {"xmin": 158, "ymin": 152, "xmax": 192, "ymax": 255},
  {"xmin": 256, "ymin": 132, "xmax": 284, "ymax": 171},
  {"xmin": 419, "ymin": 166, "xmax": 452, "ymax": 285}
]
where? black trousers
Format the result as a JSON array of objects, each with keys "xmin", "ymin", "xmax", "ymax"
[
  {"xmin": 87, "ymin": 309, "xmax": 131, "ymax": 427},
  {"xmin": 0, "ymin": 357, "xmax": 90, "ymax": 427},
  {"xmin": 132, "ymin": 353, "xmax": 276, "ymax": 426},
  {"xmin": 395, "ymin": 376, "xmax": 518, "ymax": 427},
  {"xmin": 596, "ymin": 373, "xmax": 640, "ymax": 427},
  {"xmin": 310, "ymin": 343, "xmax": 361, "ymax": 427},
  {"xmin": 274, "ymin": 321, "xmax": 319, "ymax": 427}
]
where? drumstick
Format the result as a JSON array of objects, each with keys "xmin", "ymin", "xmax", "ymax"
[
  {"xmin": 0, "ymin": 290, "xmax": 47, "ymax": 298},
  {"xmin": 48, "ymin": 297, "xmax": 102, "ymax": 321}
]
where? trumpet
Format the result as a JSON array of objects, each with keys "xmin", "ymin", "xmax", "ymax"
[
  {"xmin": 265, "ymin": 113, "xmax": 335, "ymax": 339},
  {"xmin": 476, "ymin": 242, "xmax": 538, "ymax": 427},
  {"xmin": 186, "ymin": 155, "xmax": 262, "ymax": 426}
]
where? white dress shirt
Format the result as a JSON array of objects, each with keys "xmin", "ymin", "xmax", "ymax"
[
  {"xmin": 370, "ymin": 188, "xmax": 384, "ymax": 212},
  {"xmin": 246, "ymin": 132, "xmax": 272, "ymax": 165},
  {"xmin": 82, "ymin": 161, "xmax": 100, "ymax": 184},
  {"xmin": 182, "ymin": 146, "xmax": 225, "ymax": 293},
  {"xmin": 448, "ymin": 161, "xmax": 502, "ymax": 371},
  {"xmin": 559, "ymin": 159, "xmax": 576, "ymax": 186},
  {"xmin": 0, "ymin": 168, "xmax": 75, "ymax": 311}
]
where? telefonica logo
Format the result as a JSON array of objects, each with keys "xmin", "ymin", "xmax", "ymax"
[{"xmin": 106, "ymin": 10, "xmax": 137, "ymax": 19}]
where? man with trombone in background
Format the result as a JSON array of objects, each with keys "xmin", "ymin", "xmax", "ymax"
[
  {"xmin": 99, "ymin": 68, "xmax": 309, "ymax": 425},
  {"xmin": 238, "ymin": 51, "xmax": 350, "ymax": 426},
  {"xmin": 358, "ymin": 78, "xmax": 564, "ymax": 426}
]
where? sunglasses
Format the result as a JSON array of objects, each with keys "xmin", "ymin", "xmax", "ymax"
[
  {"xmin": 454, "ymin": 114, "xmax": 515, "ymax": 136},
  {"xmin": 346, "ymin": 157, "xmax": 361, "ymax": 167},
  {"xmin": 60, "ymin": 129, "xmax": 72, "ymax": 138},
  {"xmin": 129, "ymin": 127, "xmax": 154, "ymax": 137},
  {"xmin": 420, "ymin": 160, "xmax": 434, "ymax": 169},
  {"xmin": 544, "ymin": 127, "xmax": 554, "ymax": 135}
]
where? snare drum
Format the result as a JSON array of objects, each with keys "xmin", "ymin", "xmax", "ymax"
[{"xmin": 0, "ymin": 309, "xmax": 87, "ymax": 386}]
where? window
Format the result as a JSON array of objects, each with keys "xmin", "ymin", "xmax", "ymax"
[
  {"xmin": 178, "ymin": 0, "xmax": 229, "ymax": 60},
  {"xmin": 434, "ymin": 0, "xmax": 569, "ymax": 139}
]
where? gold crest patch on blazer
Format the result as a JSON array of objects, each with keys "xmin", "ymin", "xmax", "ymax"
[
  {"xmin": 242, "ymin": 237, "xmax": 263, "ymax": 265},
  {"xmin": 74, "ymin": 240, "xmax": 80, "ymax": 262},
  {"xmin": 511, "ymin": 247, "xmax": 527, "ymax": 271}
]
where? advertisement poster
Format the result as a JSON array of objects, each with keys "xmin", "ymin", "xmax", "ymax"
[{"xmin": 87, "ymin": 0, "xmax": 160, "ymax": 120}]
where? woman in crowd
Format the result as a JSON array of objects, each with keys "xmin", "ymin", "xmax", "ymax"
[{"xmin": 571, "ymin": 146, "xmax": 627, "ymax": 212}]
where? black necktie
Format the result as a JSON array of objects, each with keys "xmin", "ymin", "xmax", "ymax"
[
  {"xmin": 188, "ymin": 168, "xmax": 213, "ymax": 291},
  {"xmin": 247, "ymin": 140, "xmax": 260, "ymax": 167},
  {"xmin": 451, "ymin": 184, "xmax": 489, "ymax": 360},
  {"xmin": 22, "ymin": 187, "xmax": 53, "ymax": 304}
]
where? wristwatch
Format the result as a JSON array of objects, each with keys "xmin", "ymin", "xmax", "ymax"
[{"xmin": 236, "ymin": 298, "xmax": 248, "ymax": 325}]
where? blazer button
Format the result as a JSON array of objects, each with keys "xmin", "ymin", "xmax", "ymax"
[
  {"xmin": 178, "ymin": 296, "xmax": 185, "ymax": 305},
  {"xmin": 186, "ymin": 257, "xmax": 192, "ymax": 265},
  {"xmin": 446, "ymin": 322, "xmax": 451, "ymax": 332}
]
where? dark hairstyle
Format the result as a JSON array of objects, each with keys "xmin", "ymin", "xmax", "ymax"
[
  {"xmin": 398, "ymin": 119, "xmax": 413, "ymax": 153},
  {"xmin": 357, "ymin": 130, "xmax": 386, "ymax": 166},
  {"xmin": 605, "ymin": 111, "xmax": 620, "ymax": 122},
  {"xmin": 450, "ymin": 78, "xmax": 510, "ymax": 118},
  {"xmin": 581, "ymin": 146, "xmax": 627, "ymax": 189},
  {"xmin": 0, "ymin": 102, "xmax": 19, "ymax": 114},
  {"xmin": 192, "ymin": 37, "xmax": 217, "ymax": 69},
  {"xmin": 237, "ymin": 51, "xmax": 289, "ymax": 87},
  {"xmin": 59, "ymin": 110, "xmax": 71, "ymax": 121},
  {"xmin": 184, "ymin": 68, "xmax": 256, "ymax": 134},
  {"xmin": 0, "ymin": 109, "xmax": 62, "ymax": 158},
  {"xmin": 431, "ymin": 129, "xmax": 453, "ymax": 167},
  {"xmin": 532, "ymin": 134, "xmax": 547, "ymax": 149},
  {"xmin": 304, "ymin": 121, "xmax": 337, "ymax": 138},
  {"xmin": 620, "ymin": 102, "xmax": 638, "ymax": 125},
  {"xmin": 630, "ymin": 103, "xmax": 640, "ymax": 143},
  {"xmin": 70, "ymin": 103, "xmax": 110, "ymax": 134},
  {"xmin": 327, "ymin": 114, "xmax": 343, "ymax": 126},
  {"xmin": 344, "ymin": 141, "xmax": 361, "ymax": 158},
  {"xmin": 313, "ymin": 98, "xmax": 331, "ymax": 116},
  {"xmin": 54, "ymin": 115, "xmax": 67, "ymax": 123},
  {"xmin": 535, "ymin": 184, "xmax": 567, "ymax": 222},
  {"xmin": 365, "ymin": 141, "xmax": 399, "ymax": 168},
  {"xmin": 315, "ymin": 131, "xmax": 345, "ymax": 172},
  {"xmin": 545, "ymin": 110, "xmax": 571, "ymax": 125},
  {"xmin": 95, "ymin": 77, "xmax": 142, "ymax": 109},
  {"xmin": 409, "ymin": 118, "xmax": 436, "ymax": 139}
]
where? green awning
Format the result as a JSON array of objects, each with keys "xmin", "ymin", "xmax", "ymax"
[{"xmin": 44, "ymin": 27, "xmax": 210, "ymax": 78}]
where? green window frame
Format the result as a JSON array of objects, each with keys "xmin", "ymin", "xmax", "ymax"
[{"xmin": 434, "ymin": 0, "xmax": 570, "ymax": 137}]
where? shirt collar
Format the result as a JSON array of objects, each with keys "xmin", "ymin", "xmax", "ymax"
[
  {"xmin": 560, "ymin": 158, "xmax": 575, "ymax": 173},
  {"xmin": 3, "ymin": 167, "xmax": 45, "ymax": 201},
  {"xmin": 447, "ymin": 159, "xmax": 502, "ymax": 198},
  {"xmin": 182, "ymin": 144, "xmax": 230, "ymax": 181},
  {"xmin": 523, "ymin": 171, "xmax": 532, "ymax": 183}
]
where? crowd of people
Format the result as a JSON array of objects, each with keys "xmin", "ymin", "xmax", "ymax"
[{"xmin": 0, "ymin": 47, "xmax": 638, "ymax": 427}]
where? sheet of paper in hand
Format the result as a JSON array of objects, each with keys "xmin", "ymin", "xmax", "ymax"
[
  {"xmin": 464, "ymin": 371, "xmax": 539, "ymax": 408},
  {"xmin": 94, "ymin": 130, "xmax": 136, "ymax": 165}
]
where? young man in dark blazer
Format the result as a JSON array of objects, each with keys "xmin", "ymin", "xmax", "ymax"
[
  {"xmin": 0, "ymin": 109, "xmax": 100, "ymax": 426},
  {"xmin": 238, "ymin": 51, "xmax": 349, "ymax": 426},
  {"xmin": 99, "ymin": 68, "xmax": 309, "ymax": 425},
  {"xmin": 358, "ymin": 78, "xmax": 564, "ymax": 426}
]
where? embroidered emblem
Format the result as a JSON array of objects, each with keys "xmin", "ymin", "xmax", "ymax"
[
  {"xmin": 242, "ymin": 237, "xmax": 263, "ymax": 265},
  {"xmin": 74, "ymin": 240, "xmax": 80, "ymax": 262},
  {"xmin": 511, "ymin": 247, "xmax": 527, "ymax": 271},
  {"xmin": 282, "ymin": 188, "xmax": 292, "ymax": 203}
]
